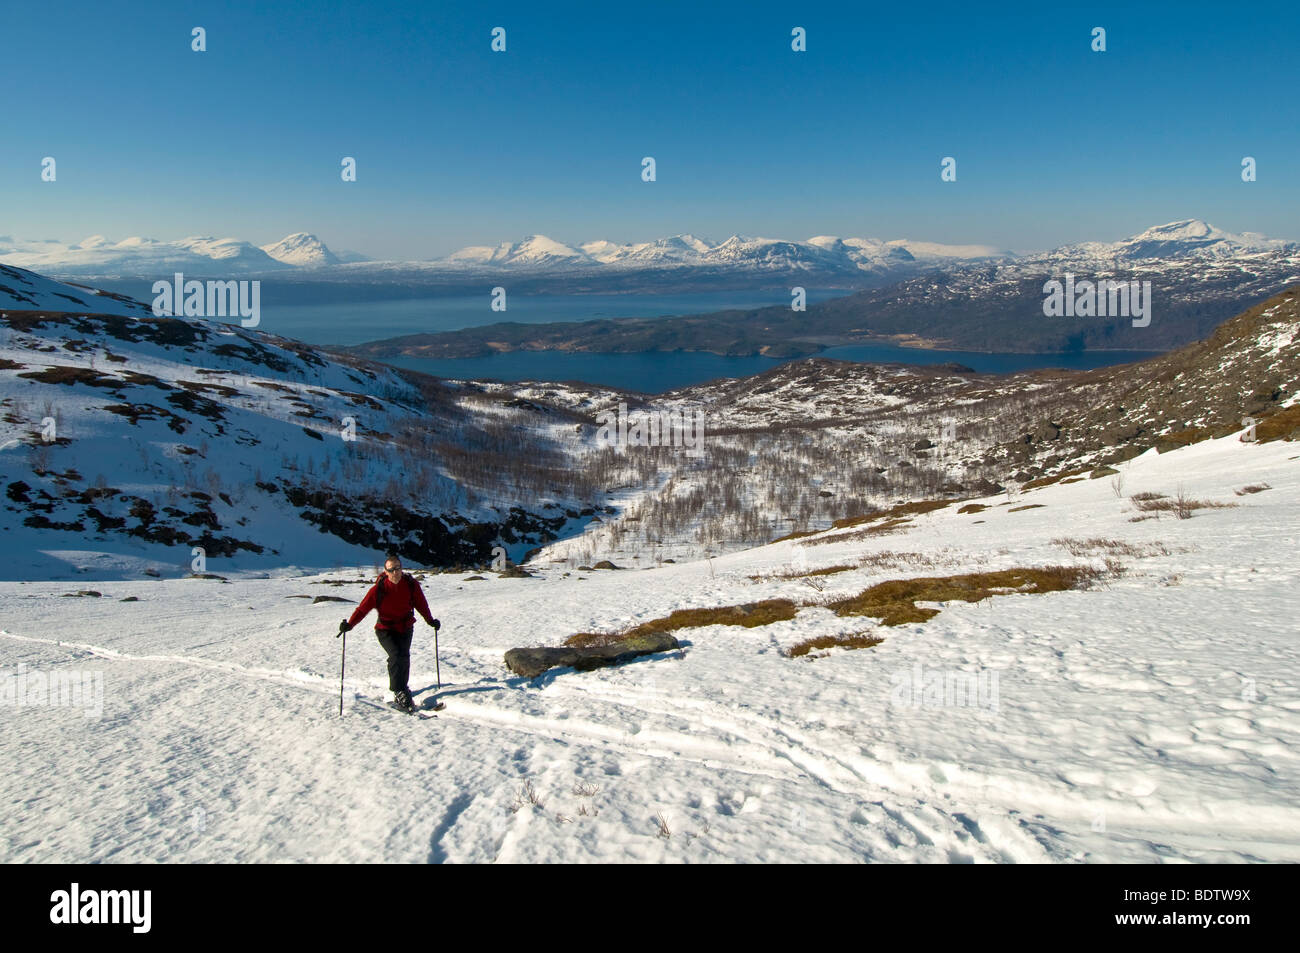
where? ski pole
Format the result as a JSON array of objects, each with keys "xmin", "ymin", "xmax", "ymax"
[
  {"xmin": 336, "ymin": 625, "xmax": 347, "ymax": 716},
  {"xmin": 433, "ymin": 619, "xmax": 442, "ymax": 690}
]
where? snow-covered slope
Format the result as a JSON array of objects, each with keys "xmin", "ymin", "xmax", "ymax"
[
  {"xmin": 1, "ymin": 431, "xmax": 1295, "ymax": 862},
  {"xmin": 445, "ymin": 235, "xmax": 595, "ymax": 268},
  {"xmin": 0, "ymin": 304, "xmax": 602, "ymax": 578},
  {"xmin": 2, "ymin": 264, "xmax": 1297, "ymax": 863},
  {"xmin": 0, "ymin": 263, "xmax": 152, "ymax": 317}
]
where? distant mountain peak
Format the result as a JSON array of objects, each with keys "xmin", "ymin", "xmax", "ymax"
[
  {"xmin": 261, "ymin": 233, "xmax": 339, "ymax": 267},
  {"xmin": 1128, "ymin": 219, "xmax": 1230, "ymax": 243},
  {"xmin": 1058, "ymin": 220, "xmax": 1294, "ymax": 261}
]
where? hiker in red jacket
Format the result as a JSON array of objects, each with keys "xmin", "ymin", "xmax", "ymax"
[{"xmin": 338, "ymin": 554, "xmax": 439, "ymax": 713}]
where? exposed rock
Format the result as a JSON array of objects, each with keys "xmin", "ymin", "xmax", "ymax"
[
  {"xmin": 504, "ymin": 632, "xmax": 680, "ymax": 679},
  {"xmin": 1033, "ymin": 421, "xmax": 1062, "ymax": 442}
]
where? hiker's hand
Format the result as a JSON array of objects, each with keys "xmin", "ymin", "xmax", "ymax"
[
  {"xmin": 431, "ymin": 618, "xmax": 440, "ymax": 630},
  {"xmin": 338, "ymin": 620, "xmax": 352, "ymax": 636}
]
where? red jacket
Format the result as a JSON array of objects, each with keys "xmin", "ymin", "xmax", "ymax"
[{"xmin": 348, "ymin": 573, "xmax": 434, "ymax": 631}]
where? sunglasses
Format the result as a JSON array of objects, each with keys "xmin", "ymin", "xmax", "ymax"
[{"xmin": 384, "ymin": 566, "xmax": 402, "ymax": 573}]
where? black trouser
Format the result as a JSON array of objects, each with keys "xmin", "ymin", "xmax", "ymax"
[{"xmin": 375, "ymin": 626, "xmax": 414, "ymax": 693}]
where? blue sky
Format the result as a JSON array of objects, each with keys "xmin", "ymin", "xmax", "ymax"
[{"xmin": 2, "ymin": 0, "xmax": 1296, "ymax": 258}]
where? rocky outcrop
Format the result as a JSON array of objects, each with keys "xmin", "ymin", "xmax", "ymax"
[{"xmin": 504, "ymin": 632, "xmax": 680, "ymax": 679}]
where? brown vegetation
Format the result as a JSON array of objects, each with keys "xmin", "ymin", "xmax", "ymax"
[
  {"xmin": 827, "ymin": 565, "xmax": 1098, "ymax": 626},
  {"xmin": 565, "ymin": 598, "xmax": 799, "ymax": 648},
  {"xmin": 787, "ymin": 632, "xmax": 884, "ymax": 658}
]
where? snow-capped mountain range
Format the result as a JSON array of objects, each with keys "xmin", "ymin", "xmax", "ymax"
[
  {"xmin": 0, "ymin": 232, "xmax": 361, "ymax": 277},
  {"xmin": 442, "ymin": 232, "xmax": 1008, "ymax": 270},
  {"xmin": 3, "ymin": 220, "xmax": 1291, "ymax": 281}
]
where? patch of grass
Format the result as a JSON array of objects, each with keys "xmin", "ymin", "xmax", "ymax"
[
  {"xmin": 1255, "ymin": 405, "xmax": 1300, "ymax": 442},
  {"xmin": 827, "ymin": 566, "xmax": 1098, "ymax": 627},
  {"xmin": 798, "ymin": 564, "xmax": 856, "ymax": 577},
  {"xmin": 1007, "ymin": 504, "xmax": 1046, "ymax": 512},
  {"xmin": 769, "ymin": 528, "xmax": 820, "ymax": 544},
  {"xmin": 1023, "ymin": 468, "xmax": 1088, "ymax": 490},
  {"xmin": 806, "ymin": 517, "xmax": 911, "ymax": 545},
  {"xmin": 749, "ymin": 563, "xmax": 855, "ymax": 581},
  {"xmin": 565, "ymin": 598, "xmax": 799, "ymax": 648},
  {"xmin": 1130, "ymin": 491, "xmax": 1167, "ymax": 502},
  {"xmin": 1156, "ymin": 427, "xmax": 1214, "ymax": 452},
  {"xmin": 1235, "ymin": 483, "xmax": 1272, "ymax": 495},
  {"xmin": 787, "ymin": 631, "xmax": 884, "ymax": 658},
  {"xmin": 957, "ymin": 503, "xmax": 988, "ymax": 514},
  {"xmin": 831, "ymin": 498, "xmax": 951, "ymax": 530}
]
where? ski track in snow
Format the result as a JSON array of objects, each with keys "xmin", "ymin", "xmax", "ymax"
[{"xmin": 2, "ymin": 434, "xmax": 1298, "ymax": 862}]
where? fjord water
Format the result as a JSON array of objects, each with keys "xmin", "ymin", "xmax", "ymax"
[
  {"xmin": 268, "ymin": 291, "xmax": 1158, "ymax": 390},
  {"xmin": 199, "ymin": 289, "xmax": 848, "ymax": 346},
  {"xmin": 99, "ymin": 282, "xmax": 1160, "ymax": 392},
  {"xmin": 383, "ymin": 344, "xmax": 1162, "ymax": 393}
]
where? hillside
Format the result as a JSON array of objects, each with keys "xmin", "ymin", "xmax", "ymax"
[
  {"xmin": 2, "ymin": 429, "xmax": 1296, "ymax": 862},
  {"xmin": 4, "ymin": 267, "xmax": 1297, "ymax": 575},
  {"xmin": 520, "ymin": 284, "xmax": 1299, "ymax": 566},
  {"xmin": 0, "ymin": 270, "xmax": 610, "ymax": 579}
]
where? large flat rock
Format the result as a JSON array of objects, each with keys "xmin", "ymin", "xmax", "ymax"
[{"xmin": 504, "ymin": 632, "xmax": 680, "ymax": 679}]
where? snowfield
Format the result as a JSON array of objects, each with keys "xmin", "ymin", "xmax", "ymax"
[{"xmin": 2, "ymin": 431, "xmax": 1297, "ymax": 863}]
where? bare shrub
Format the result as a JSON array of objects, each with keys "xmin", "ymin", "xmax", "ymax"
[
  {"xmin": 1052, "ymin": 537, "xmax": 1170, "ymax": 558},
  {"xmin": 509, "ymin": 779, "xmax": 544, "ymax": 813},
  {"xmin": 1131, "ymin": 491, "xmax": 1236, "ymax": 518},
  {"xmin": 655, "ymin": 812, "xmax": 672, "ymax": 839}
]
